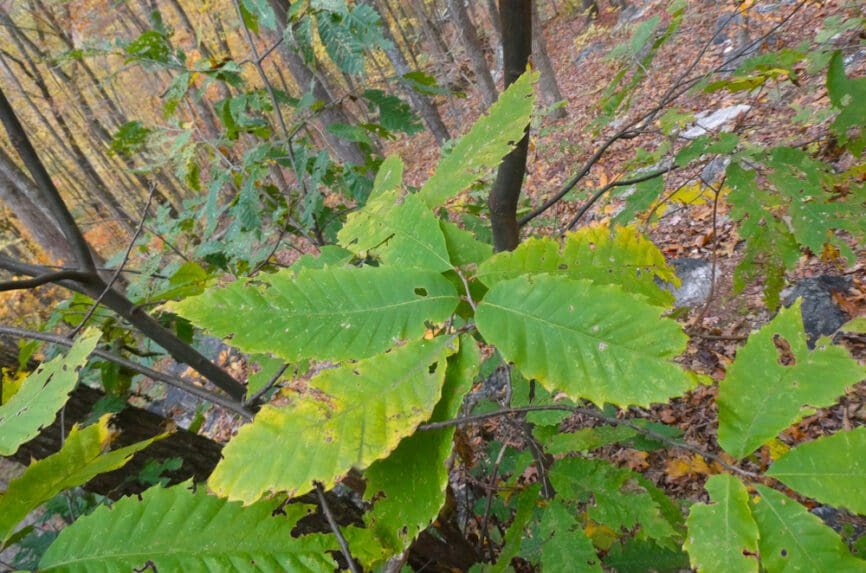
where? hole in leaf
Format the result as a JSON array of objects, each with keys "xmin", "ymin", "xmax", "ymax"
[
  {"xmin": 780, "ymin": 548, "xmax": 788, "ymax": 557},
  {"xmin": 558, "ymin": 263, "xmax": 569, "ymax": 270},
  {"xmin": 352, "ymin": 369, "xmax": 361, "ymax": 376},
  {"xmin": 773, "ymin": 334, "xmax": 796, "ymax": 366},
  {"xmin": 428, "ymin": 362, "xmax": 439, "ymax": 374},
  {"xmin": 414, "ymin": 287, "xmax": 428, "ymax": 297}
]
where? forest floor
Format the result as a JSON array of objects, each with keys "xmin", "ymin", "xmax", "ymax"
[
  {"xmin": 387, "ymin": 0, "xmax": 866, "ymax": 515},
  {"xmin": 2, "ymin": 0, "xmax": 866, "ymax": 554}
]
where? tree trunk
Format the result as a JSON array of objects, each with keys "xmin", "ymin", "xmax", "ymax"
[
  {"xmin": 446, "ymin": 0, "xmax": 498, "ymax": 108},
  {"xmin": 380, "ymin": 0, "xmax": 421, "ymax": 69},
  {"xmin": 268, "ymin": 0, "xmax": 370, "ymax": 169},
  {"xmin": 409, "ymin": 0, "xmax": 457, "ymax": 71},
  {"xmin": 0, "ymin": 10, "xmax": 138, "ymax": 233},
  {"xmin": 0, "ymin": 153, "xmax": 70, "ymax": 262},
  {"xmin": 489, "ymin": 0, "xmax": 532, "ymax": 252},
  {"xmin": 371, "ymin": 0, "xmax": 450, "ymax": 144},
  {"xmin": 485, "ymin": 0, "xmax": 504, "ymax": 74},
  {"xmin": 531, "ymin": 1, "xmax": 568, "ymax": 120}
]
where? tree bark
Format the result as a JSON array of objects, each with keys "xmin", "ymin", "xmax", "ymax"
[
  {"xmin": 269, "ymin": 0, "xmax": 370, "ymax": 168},
  {"xmin": 531, "ymin": 1, "xmax": 568, "ymax": 120},
  {"xmin": 489, "ymin": 0, "xmax": 531, "ymax": 252},
  {"xmin": 380, "ymin": 0, "xmax": 420, "ymax": 69},
  {"xmin": 0, "ymin": 152, "xmax": 70, "ymax": 262},
  {"xmin": 0, "ymin": 84, "xmax": 247, "ymax": 400},
  {"xmin": 0, "ymin": 10, "xmax": 138, "ymax": 233},
  {"xmin": 371, "ymin": 0, "xmax": 450, "ymax": 144},
  {"xmin": 485, "ymin": 0, "xmax": 504, "ymax": 74},
  {"xmin": 409, "ymin": 0, "xmax": 457, "ymax": 70},
  {"xmin": 446, "ymin": 0, "xmax": 498, "ymax": 108}
]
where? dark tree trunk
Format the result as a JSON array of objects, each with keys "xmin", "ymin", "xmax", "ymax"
[{"xmin": 489, "ymin": 0, "xmax": 532, "ymax": 252}]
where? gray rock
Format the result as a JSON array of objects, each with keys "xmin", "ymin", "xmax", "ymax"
[
  {"xmin": 681, "ymin": 105, "xmax": 752, "ymax": 139},
  {"xmin": 782, "ymin": 275, "xmax": 851, "ymax": 348},
  {"xmin": 755, "ymin": 0, "xmax": 798, "ymax": 12},
  {"xmin": 700, "ymin": 156, "xmax": 731, "ymax": 185},
  {"xmin": 463, "ymin": 364, "xmax": 512, "ymax": 411},
  {"xmin": 811, "ymin": 505, "xmax": 866, "ymax": 539},
  {"xmin": 845, "ymin": 49, "xmax": 866, "ymax": 72},
  {"xmin": 658, "ymin": 258, "xmax": 716, "ymax": 308}
]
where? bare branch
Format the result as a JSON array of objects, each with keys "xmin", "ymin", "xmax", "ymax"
[
  {"xmin": 315, "ymin": 482, "xmax": 360, "ymax": 573},
  {"xmin": 560, "ymin": 166, "xmax": 672, "ymax": 233},
  {"xmin": 419, "ymin": 404, "xmax": 758, "ymax": 479},
  {"xmin": 243, "ymin": 363, "xmax": 289, "ymax": 407},
  {"xmin": 70, "ymin": 185, "xmax": 157, "ymax": 337},
  {"xmin": 0, "ymin": 325, "xmax": 253, "ymax": 419},
  {"xmin": 0, "ymin": 269, "xmax": 94, "ymax": 292}
]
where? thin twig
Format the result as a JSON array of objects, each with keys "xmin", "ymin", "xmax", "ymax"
[
  {"xmin": 0, "ymin": 325, "xmax": 253, "ymax": 419},
  {"xmin": 315, "ymin": 482, "xmax": 360, "ymax": 573},
  {"xmin": 39, "ymin": 264, "xmax": 169, "ymax": 280},
  {"xmin": 70, "ymin": 186, "xmax": 156, "ymax": 337},
  {"xmin": 243, "ymin": 363, "xmax": 289, "ymax": 407},
  {"xmin": 420, "ymin": 404, "xmax": 758, "ymax": 479},
  {"xmin": 455, "ymin": 267, "xmax": 478, "ymax": 313},
  {"xmin": 478, "ymin": 442, "xmax": 508, "ymax": 559},
  {"xmin": 560, "ymin": 167, "xmax": 672, "ymax": 233}
]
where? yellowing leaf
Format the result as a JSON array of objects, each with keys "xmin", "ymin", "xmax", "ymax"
[
  {"xmin": 0, "ymin": 415, "xmax": 165, "ymax": 544},
  {"xmin": 0, "ymin": 368, "xmax": 27, "ymax": 403},
  {"xmin": 209, "ymin": 337, "xmax": 455, "ymax": 504}
]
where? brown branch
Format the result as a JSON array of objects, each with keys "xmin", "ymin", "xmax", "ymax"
[
  {"xmin": 0, "ymin": 269, "xmax": 94, "ymax": 292},
  {"xmin": 560, "ymin": 166, "xmax": 672, "ymax": 233},
  {"xmin": 478, "ymin": 443, "xmax": 508, "ymax": 560},
  {"xmin": 0, "ymin": 325, "xmax": 253, "ymax": 419},
  {"xmin": 243, "ymin": 363, "xmax": 289, "ymax": 407},
  {"xmin": 315, "ymin": 482, "xmax": 360, "ymax": 573},
  {"xmin": 71, "ymin": 185, "xmax": 157, "ymax": 337},
  {"xmin": 419, "ymin": 404, "xmax": 758, "ymax": 479},
  {"xmin": 0, "ymin": 253, "xmax": 247, "ymax": 400}
]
